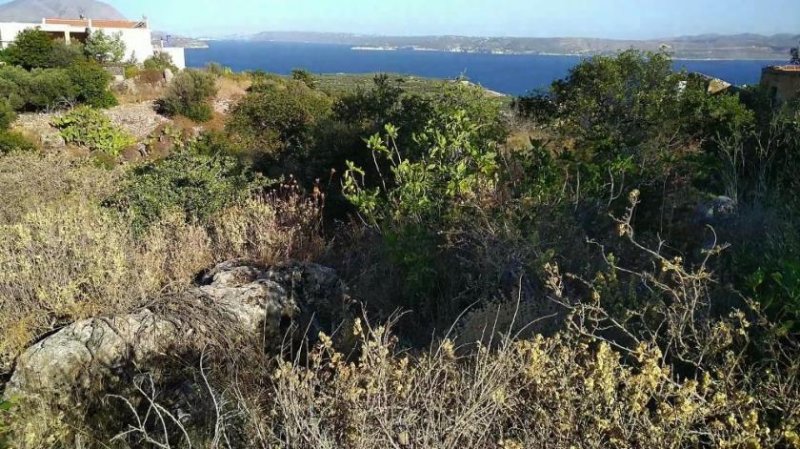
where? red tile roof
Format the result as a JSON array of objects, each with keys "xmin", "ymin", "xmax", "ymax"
[{"xmin": 43, "ymin": 18, "xmax": 147, "ymax": 29}]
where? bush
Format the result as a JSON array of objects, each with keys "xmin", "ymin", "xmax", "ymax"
[
  {"xmin": 0, "ymin": 30, "xmax": 86, "ymax": 70},
  {"xmin": 0, "ymin": 65, "xmax": 31, "ymax": 110},
  {"xmin": 67, "ymin": 61, "xmax": 117, "ymax": 108},
  {"xmin": 26, "ymin": 68, "xmax": 77, "ymax": 110},
  {"xmin": 227, "ymin": 77, "xmax": 332, "ymax": 169},
  {"xmin": 137, "ymin": 68, "xmax": 167, "ymax": 85},
  {"xmin": 143, "ymin": 52, "xmax": 178, "ymax": 72},
  {"xmin": 123, "ymin": 64, "xmax": 140, "ymax": 80},
  {"xmin": 0, "ymin": 131, "xmax": 36, "ymax": 154},
  {"xmin": 0, "ymin": 29, "xmax": 56, "ymax": 69},
  {"xmin": 0, "ymin": 100, "xmax": 16, "ymax": 130},
  {"xmin": 206, "ymin": 62, "xmax": 235, "ymax": 78},
  {"xmin": 108, "ymin": 150, "xmax": 262, "ymax": 231},
  {"xmin": 83, "ymin": 30, "xmax": 125, "ymax": 64},
  {"xmin": 156, "ymin": 69, "xmax": 217, "ymax": 122},
  {"xmin": 48, "ymin": 40, "xmax": 86, "ymax": 68},
  {"xmin": 291, "ymin": 68, "xmax": 316, "ymax": 88},
  {"xmin": 52, "ymin": 106, "xmax": 134, "ymax": 155}
]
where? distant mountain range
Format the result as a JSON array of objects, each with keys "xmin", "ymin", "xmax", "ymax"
[
  {"xmin": 250, "ymin": 31, "xmax": 800, "ymax": 60},
  {"xmin": 0, "ymin": 0, "xmax": 125, "ymax": 22}
]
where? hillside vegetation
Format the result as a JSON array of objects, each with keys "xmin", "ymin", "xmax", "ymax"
[{"xmin": 0, "ymin": 41, "xmax": 799, "ymax": 449}]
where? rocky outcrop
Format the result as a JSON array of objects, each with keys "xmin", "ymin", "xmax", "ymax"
[{"xmin": 3, "ymin": 261, "xmax": 352, "ymax": 404}]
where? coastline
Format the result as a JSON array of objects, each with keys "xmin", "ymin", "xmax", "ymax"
[{"xmin": 213, "ymin": 41, "xmax": 785, "ymax": 61}]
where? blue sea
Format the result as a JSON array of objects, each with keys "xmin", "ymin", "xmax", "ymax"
[{"xmin": 186, "ymin": 41, "xmax": 783, "ymax": 96}]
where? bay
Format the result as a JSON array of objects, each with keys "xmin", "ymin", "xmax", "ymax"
[{"xmin": 186, "ymin": 40, "xmax": 784, "ymax": 96}]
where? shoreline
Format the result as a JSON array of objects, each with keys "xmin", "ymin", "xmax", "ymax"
[{"xmin": 193, "ymin": 40, "xmax": 786, "ymax": 62}]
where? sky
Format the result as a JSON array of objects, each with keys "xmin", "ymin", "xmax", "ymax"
[{"xmin": 84, "ymin": 0, "xmax": 800, "ymax": 38}]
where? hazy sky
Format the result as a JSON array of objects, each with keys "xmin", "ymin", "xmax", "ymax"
[{"xmin": 75, "ymin": 0, "xmax": 800, "ymax": 38}]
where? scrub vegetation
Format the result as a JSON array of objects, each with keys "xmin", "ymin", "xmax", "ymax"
[{"xmin": 0, "ymin": 46, "xmax": 799, "ymax": 449}]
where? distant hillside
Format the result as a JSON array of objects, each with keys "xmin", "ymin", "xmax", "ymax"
[
  {"xmin": 251, "ymin": 31, "xmax": 800, "ymax": 60},
  {"xmin": 0, "ymin": 0, "xmax": 125, "ymax": 22},
  {"xmin": 151, "ymin": 31, "xmax": 208, "ymax": 49}
]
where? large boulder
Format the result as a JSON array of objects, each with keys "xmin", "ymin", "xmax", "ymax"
[{"xmin": 3, "ymin": 261, "xmax": 353, "ymax": 404}]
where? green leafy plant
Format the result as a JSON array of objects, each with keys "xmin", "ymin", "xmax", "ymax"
[
  {"xmin": 52, "ymin": 106, "xmax": 134, "ymax": 156},
  {"xmin": 67, "ymin": 61, "xmax": 117, "ymax": 108},
  {"xmin": 108, "ymin": 149, "xmax": 263, "ymax": 231},
  {"xmin": 343, "ymin": 114, "xmax": 499, "ymax": 306},
  {"xmin": 156, "ymin": 69, "xmax": 217, "ymax": 122}
]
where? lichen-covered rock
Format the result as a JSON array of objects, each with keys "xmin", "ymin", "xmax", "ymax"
[{"xmin": 3, "ymin": 261, "xmax": 352, "ymax": 404}]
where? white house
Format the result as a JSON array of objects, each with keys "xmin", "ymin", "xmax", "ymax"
[{"xmin": 0, "ymin": 17, "xmax": 186, "ymax": 69}]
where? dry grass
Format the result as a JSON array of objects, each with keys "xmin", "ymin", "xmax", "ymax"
[
  {"xmin": 216, "ymin": 77, "xmax": 251, "ymax": 103},
  {"xmin": 0, "ymin": 199, "xmax": 157, "ymax": 371},
  {"xmin": 114, "ymin": 82, "xmax": 166, "ymax": 105},
  {"xmin": 253, "ymin": 320, "xmax": 799, "ymax": 449},
  {"xmin": 0, "ymin": 152, "xmax": 121, "ymax": 225},
  {"xmin": 0, "ymin": 153, "xmax": 325, "ymax": 376}
]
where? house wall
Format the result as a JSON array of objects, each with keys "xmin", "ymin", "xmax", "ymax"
[
  {"xmin": 0, "ymin": 22, "xmax": 39, "ymax": 48},
  {"xmin": 158, "ymin": 47, "xmax": 186, "ymax": 70},
  {"xmin": 761, "ymin": 66, "xmax": 800, "ymax": 102},
  {"xmin": 93, "ymin": 27, "xmax": 154, "ymax": 63},
  {"xmin": 0, "ymin": 22, "xmax": 156, "ymax": 64}
]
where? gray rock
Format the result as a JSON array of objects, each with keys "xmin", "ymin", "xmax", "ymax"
[
  {"xmin": 3, "ymin": 261, "xmax": 353, "ymax": 404},
  {"xmin": 695, "ymin": 195, "xmax": 737, "ymax": 225},
  {"xmin": 164, "ymin": 68, "xmax": 175, "ymax": 84}
]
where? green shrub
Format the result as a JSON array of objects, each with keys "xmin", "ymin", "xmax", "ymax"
[
  {"xmin": 143, "ymin": 52, "xmax": 178, "ymax": 72},
  {"xmin": 108, "ymin": 150, "xmax": 261, "ymax": 231},
  {"xmin": 291, "ymin": 68, "xmax": 316, "ymax": 88},
  {"xmin": 83, "ymin": 30, "xmax": 125, "ymax": 64},
  {"xmin": 0, "ymin": 101, "xmax": 16, "ymax": 130},
  {"xmin": 26, "ymin": 69, "xmax": 76, "ymax": 110},
  {"xmin": 0, "ymin": 31, "xmax": 86, "ymax": 70},
  {"xmin": 0, "ymin": 131, "xmax": 37, "ymax": 154},
  {"xmin": 48, "ymin": 40, "xmax": 86, "ymax": 68},
  {"xmin": 343, "ymin": 113, "xmax": 500, "ymax": 308},
  {"xmin": 67, "ymin": 61, "xmax": 117, "ymax": 108},
  {"xmin": 156, "ymin": 69, "xmax": 217, "ymax": 122},
  {"xmin": 0, "ymin": 66, "xmax": 31, "ymax": 111},
  {"xmin": 206, "ymin": 62, "xmax": 234, "ymax": 78},
  {"xmin": 0, "ymin": 29, "xmax": 56, "ymax": 69},
  {"xmin": 123, "ymin": 64, "xmax": 140, "ymax": 80},
  {"xmin": 52, "ymin": 106, "xmax": 134, "ymax": 155},
  {"xmin": 227, "ymin": 77, "xmax": 332, "ymax": 168}
]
